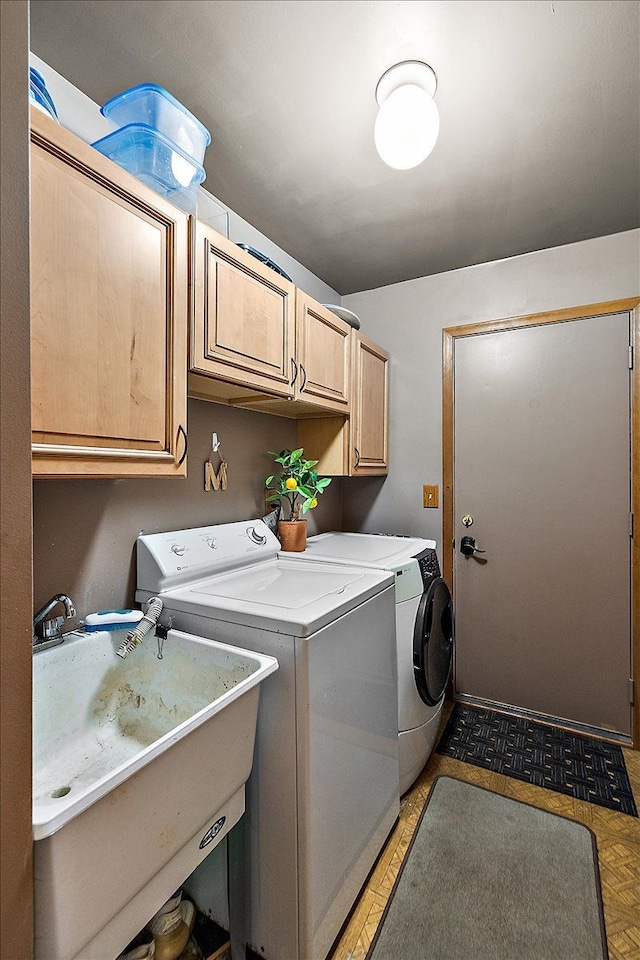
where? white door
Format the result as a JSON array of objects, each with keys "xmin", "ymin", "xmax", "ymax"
[{"xmin": 453, "ymin": 312, "xmax": 632, "ymax": 737}]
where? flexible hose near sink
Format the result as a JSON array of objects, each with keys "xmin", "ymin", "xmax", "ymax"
[{"xmin": 116, "ymin": 596, "xmax": 164, "ymax": 659}]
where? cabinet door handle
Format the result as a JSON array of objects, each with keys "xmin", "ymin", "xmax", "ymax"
[
  {"xmin": 354, "ymin": 447, "xmax": 361, "ymax": 469},
  {"xmin": 300, "ymin": 363, "xmax": 307, "ymax": 392},
  {"xmin": 177, "ymin": 424, "xmax": 188, "ymax": 466},
  {"xmin": 290, "ymin": 357, "xmax": 298, "ymax": 388}
]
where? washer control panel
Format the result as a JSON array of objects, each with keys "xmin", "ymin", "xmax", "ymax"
[
  {"xmin": 416, "ymin": 549, "xmax": 441, "ymax": 588},
  {"xmin": 137, "ymin": 519, "xmax": 280, "ymax": 592}
]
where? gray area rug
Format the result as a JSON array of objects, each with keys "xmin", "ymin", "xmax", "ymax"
[{"xmin": 367, "ymin": 777, "xmax": 607, "ymax": 960}]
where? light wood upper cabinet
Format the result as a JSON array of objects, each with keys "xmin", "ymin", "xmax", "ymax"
[
  {"xmin": 189, "ymin": 222, "xmax": 353, "ymax": 417},
  {"xmin": 350, "ymin": 333, "xmax": 389, "ymax": 475},
  {"xmin": 298, "ymin": 333, "xmax": 389, "ymax": 477},
  {"xmin": 190, "ymin": 219, "xmax": 296, "ymax": 398},
  {"xmin": 294, "ymin": 293, "xmax": 351, "ymax": 412},
  {"xmin": 30, "ymin": 108, "xmax": 188, "ymax": 478}
]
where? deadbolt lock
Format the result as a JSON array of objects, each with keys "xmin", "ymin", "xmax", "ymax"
[{"xmin": 461, "ymin": 515, "xmax": 474, "ymax": 528}]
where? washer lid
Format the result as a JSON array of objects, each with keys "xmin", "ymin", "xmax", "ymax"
[
  {"xmin": 302, "ymin": 532, "xmax": 437, "ymax": 570},
  {"xmin": 141, "ymin": 558, "xmax": 394, "ymax": 638},
  {"xmin": 191, "ymin": 560, "xmax": 365, "ymax": 608}
]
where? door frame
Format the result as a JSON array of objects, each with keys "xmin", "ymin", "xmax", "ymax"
[{"xmin": 442, "ymin": 297, "xmax": 640, "ymax": 746}]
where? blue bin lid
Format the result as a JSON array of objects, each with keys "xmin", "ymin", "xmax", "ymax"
[{"xmin": 101, "ymin": 82, "xmax": 211, "ymax": 146}]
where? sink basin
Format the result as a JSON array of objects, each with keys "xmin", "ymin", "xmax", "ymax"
[{"xmin": 33, "ymin": 627, "xmax": 278, "ymax": 960}]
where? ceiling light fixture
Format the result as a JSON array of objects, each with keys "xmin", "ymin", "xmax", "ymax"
[{"xmin": 374, "ymin": 60, "xmax": 439, "ymax": 170}]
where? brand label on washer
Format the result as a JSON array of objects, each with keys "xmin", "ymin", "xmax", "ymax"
[{"xmin": 199, "ymin": 816, "xmax": 226, "ymax": 849}]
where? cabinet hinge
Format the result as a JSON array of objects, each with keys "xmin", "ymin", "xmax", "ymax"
[
  {"xmin": 629, "ymin": 679, "xmax": 635, "ymax": 705},
  {"xmin": 631, "ymin": 513, "xmax": 635, "ymax": 538},
  {"xmin": 629, "ymin": 345, "xmax": 634, "ymax": 370}
]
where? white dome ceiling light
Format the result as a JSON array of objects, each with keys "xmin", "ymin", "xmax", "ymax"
[{"xmin": 374, "ymin": 60, "xmax": 439, "ymax": 170}]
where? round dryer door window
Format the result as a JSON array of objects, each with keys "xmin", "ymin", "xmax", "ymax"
[{"xmin": 413, "ymin": 577, "xmax": 453, "ymax": 706}]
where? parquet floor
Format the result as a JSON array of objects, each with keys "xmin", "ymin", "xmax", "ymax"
[{"xmin": 329, "ymin": 703, "xmax": 640, "ymax": 960}]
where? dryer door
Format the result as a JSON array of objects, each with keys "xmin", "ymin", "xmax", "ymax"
[{"xmin": 413, "ymin": 578, "xmax": 453, "ymax": 706}]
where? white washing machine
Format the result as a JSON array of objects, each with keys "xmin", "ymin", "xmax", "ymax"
[
  {"xmin": 136, "ymin": 520, "xmax": 399, "ymax": 960},
  {"xmin": 300, "ymin": 533, "xmax": 454, "ymax": 795}
]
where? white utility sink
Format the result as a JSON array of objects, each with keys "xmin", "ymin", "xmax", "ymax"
[{"xmin": 33, "ymin": 627, "xmax": 278, "ymax": 960}]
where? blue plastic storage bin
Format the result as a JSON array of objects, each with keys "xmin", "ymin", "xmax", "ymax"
[
  {"xmin": 30, "ymin": 67, "xmax": 49, "ymax": 97},
  {"xmin": 101, "ymin": 83, "xmax": 211, "ymax": 166},
  {"xmin": 91, "ymin": 123, "xmax": 205, "ymax": 213},
  {"xmin": 236, "ymin": 244, "xmax": 293, "ymax": 282},
  {"xmin": 29, "ymin": 67, "xmax": 58, "ymax": 121}
]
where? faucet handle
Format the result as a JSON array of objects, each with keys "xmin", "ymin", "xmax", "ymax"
[{"xmin": 38, "ymin": 615, "xmax": 65, "ymax": 641}]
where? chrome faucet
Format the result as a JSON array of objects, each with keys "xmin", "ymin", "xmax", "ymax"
[{"xmin": 33, "ymin": 594, "xmax": 76, "ymax": 649}]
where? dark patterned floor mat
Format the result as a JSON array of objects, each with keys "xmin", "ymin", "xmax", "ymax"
[{"xmin": 438, "ymin": 703, "xmax": 637, "ymax": 817}]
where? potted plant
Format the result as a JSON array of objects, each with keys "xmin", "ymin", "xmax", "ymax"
[{"xmin": 265, "ymin": 448, "xmax": 332, "ymax": 551}]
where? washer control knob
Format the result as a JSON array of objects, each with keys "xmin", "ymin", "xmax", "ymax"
[
  {"xmin": 206, "ymin": 536, "xmax": 218, "ymax": 549},
  {"xmin": 246, "ymin": 526, "xmax": 267, "ymax": 545},
  {"xmin": 171, "ymin": 543, "xmax": 186, "ymax": 556}
]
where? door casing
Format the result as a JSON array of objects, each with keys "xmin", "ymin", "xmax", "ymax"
[{"xmin": 442, "ymin": 297, "xmax": 640, "ymax": 747}]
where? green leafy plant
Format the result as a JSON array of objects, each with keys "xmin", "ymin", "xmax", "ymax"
[{"xmin": 265, "ymin": 448, "xmax": 332, "ymax": 520}]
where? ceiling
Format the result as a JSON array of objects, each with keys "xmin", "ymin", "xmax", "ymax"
[{"xmin": 30, "ymin": 0, "xmax": 640, "ymax": 295}]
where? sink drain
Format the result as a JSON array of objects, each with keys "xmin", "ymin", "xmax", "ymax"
[{"xmin": 51, "ymin": 785, "xmax": 71, "ymax": 799}]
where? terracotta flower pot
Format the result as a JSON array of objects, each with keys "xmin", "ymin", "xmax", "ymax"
[{"xmin": 278, "ymin": 519, "xmax": 307, "ymax": 552}]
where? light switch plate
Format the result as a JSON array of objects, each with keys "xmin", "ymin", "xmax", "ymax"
[{"xmin": 423, "ymin": 484, "xmax": 439, "ymax": 508}]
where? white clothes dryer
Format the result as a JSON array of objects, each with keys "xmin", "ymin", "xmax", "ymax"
[
  {"xmin": 300, "ymin": 533, "xmax": 454, "ymax": 795},
  {"xmin": 136, "ymin": 520, "xmax": 399, "ymax": 960}
]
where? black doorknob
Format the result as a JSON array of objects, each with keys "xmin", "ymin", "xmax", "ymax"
[{"xmin": 460, "ymin": 535, "xmax": 487, "ymax": 556}]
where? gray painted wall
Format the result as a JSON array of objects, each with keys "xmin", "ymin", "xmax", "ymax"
[
  {"xmin": 33, "ymin": 400, "xmax": 342, "ymax": 620},
  {"xmin": 341, "ymin": 229, "xmax": 640, "ymax": 556}
]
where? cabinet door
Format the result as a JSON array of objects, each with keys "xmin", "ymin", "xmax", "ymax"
[
  {"xmin": 30, "ymin": 109, "xmax": 188, "ymax": 478},
  {"xmin": 191, "ymin": 220, "xmax": 296, "ymax": 397},
  {"xmin": 295, "ymin": 293, "xmax": 352, "ymax": 413},
  {"xmin": 297, "ymin": 334, "xmax": 389, "ymax": 477},
  {"xmin": 351, "ymin": 334, "xmax": 389, "ymax": 475}
]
